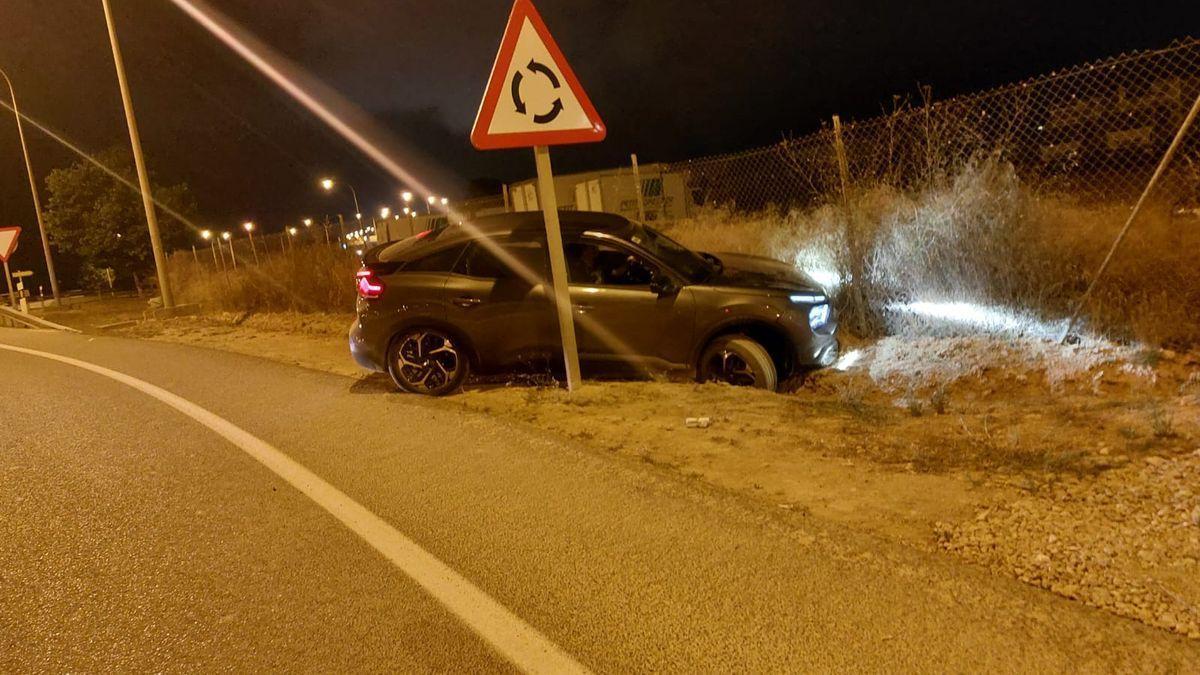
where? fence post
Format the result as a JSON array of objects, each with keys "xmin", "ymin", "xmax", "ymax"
[
  {"xmin": 832, "ymin": 116, "xmax": 851, "ymax": 207},
  {"xmin": 832, "ymin": 114, "xmax": 870, "ymax": 333},
  {"xmin": 631, "ymin": 153, "xmax": 647, "ymax": 222},
  {"xmin": 502, "ymin": 184, "xmax": 512, "ymax": 213},
  {"xmin": 1061, "ymin": 89, "xmax": 1200, "ymax": 343}
]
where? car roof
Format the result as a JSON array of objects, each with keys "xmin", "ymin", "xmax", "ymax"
[{"xmin": 371, "ymin": 211, "xmax": 636, "ymax": 263}]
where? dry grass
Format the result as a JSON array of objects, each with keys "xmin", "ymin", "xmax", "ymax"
[
  {"xmin": 168, "ymin": 243, "xmax": 360, "ymax": 314},
  {"xmin": 665, "ymin": 158, "xmax": 1200, "ymax": 347}
]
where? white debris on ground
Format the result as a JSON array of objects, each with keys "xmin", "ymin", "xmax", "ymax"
[
  {"xmin": 858, "ymin": 335, "xmax": 1140, "ymax": 392},
  {"xmin": 937, "ymin": 451, "xmax": 1200, "ymax": 638}
]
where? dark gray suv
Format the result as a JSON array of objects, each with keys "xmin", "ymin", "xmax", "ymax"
[{"xmin": 349, "ymin": 211, "xmax": 838, "ymax": 395}]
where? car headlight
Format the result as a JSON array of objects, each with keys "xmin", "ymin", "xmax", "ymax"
[
  {"xmin": 789, "ymin": 293, "xmax": 827, "ymax": 305},
  {"xmin": 808, "ymin": 303, "xmax": 831, "ymax": 330}
]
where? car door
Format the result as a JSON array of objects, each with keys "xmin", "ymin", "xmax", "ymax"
[
  {"xmin": 441, "ymin": 234, "xmax": 556, "ymax": 369},
  {"xmin": 566, "ymin": 235, "xmax": 695, "ymax": 369}
]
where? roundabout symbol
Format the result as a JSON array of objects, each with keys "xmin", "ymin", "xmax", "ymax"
[{"xmin": 511, "ymin": 59, "xmax": 563, "ymax": 125}]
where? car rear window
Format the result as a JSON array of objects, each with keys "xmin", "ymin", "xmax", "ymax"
[
  {"xmin": 455, "ymin": 240, "xmax": 549, "ymax": 282},
  {"xmin": 375, "ymin": 225, "xmax": 456, "ymax": 263},
  {"xmin": 402, "ymin": 244, "xmax": 468, "ymax": 273}
]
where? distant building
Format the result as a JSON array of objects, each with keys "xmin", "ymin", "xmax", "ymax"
[{"xmin": 507, "ymin": 163, "xmax": 694, "ymax": 223}]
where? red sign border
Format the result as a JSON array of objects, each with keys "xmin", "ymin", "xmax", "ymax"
[
  {"xmin": 0, "ymin": 227, "xmax": 20, "ymax": 263},
  {"xmin": 471, "ymin": 0, "xmax": 606, "ymax": 150}
]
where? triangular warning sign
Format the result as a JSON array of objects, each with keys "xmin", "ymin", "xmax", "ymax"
[
  {"xmin": 0, "ymin": 227, "xmax": 20, "ymax": 264},
  {"xmin": 471, "ymin": 0, "xmax": 605, "ymax": 150}
]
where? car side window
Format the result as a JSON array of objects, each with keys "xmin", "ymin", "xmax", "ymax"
[
  {"xmin": 455, "ymin": 239, "xmax": 549, "ymax": 282},
  {"xmin": 403, "ymin": 244, "xmax": 467, "ymax": 273},
  {"xmin": 566, "ymin": 241, "xmax": 657, "ymax": 287}
]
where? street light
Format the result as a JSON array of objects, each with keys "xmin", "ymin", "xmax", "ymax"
[
  {"xmin": 379, "ymin": 207, "xmax": 391, "ymax": 219},
  {"xmin": 401, "ymin": 191, "xmax": 414, "ymax": 205},
  {"xmin": 303, "ymin": 218, "xmax": 313, "ymax": 227},
  {"xmin": 221, "ymin": 231, "xmax": 237, "ymax": 269},
  {"xmin": 200, "ymin": 230, "xmax": 221, "ymax": 268},
  {"xmin": 319, "ymin": 176, "xmax": 362, "ymax": 218},
  {"xmin": 0, "ymin": 67, "xmax": 60, "ymax": 303},
  {"xmin": 441, "ymin": 197, "xmax": 449, "ymax": 207},
  {"xmin": 243, "ymin": 221, "xmax": 259, "ymax": 264}
]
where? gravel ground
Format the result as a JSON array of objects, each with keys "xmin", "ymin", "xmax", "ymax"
[{"xmin": 938, "ymin": 449, "xmax": 1200, "ymax": 639}]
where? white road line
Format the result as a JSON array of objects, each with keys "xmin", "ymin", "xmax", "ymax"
[{"xmin": 0, "ymin": 342, "xmax": 588, "ymax": 675}]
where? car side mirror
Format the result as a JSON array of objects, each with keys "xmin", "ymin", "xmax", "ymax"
[{"xmin": 649, "ymin": 273, "xmax": 675, "ymax": 295}]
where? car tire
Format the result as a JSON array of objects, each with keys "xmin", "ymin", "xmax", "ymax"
[
  {"xmin": 386, "ymin": 328, "xmax": 470, "ymax": 396},
  {"xmin": 698, "ymin": 336, "xmax": 779, "ymax": 392}
]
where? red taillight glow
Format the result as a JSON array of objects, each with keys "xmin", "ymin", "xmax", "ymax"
[
  {"xmin": 356, "ymin": 269, "xmax": 384, "ymax": 299},
  {"xmin": 414, "ymin": 229, "xmax": 433, "ymax": 240}
]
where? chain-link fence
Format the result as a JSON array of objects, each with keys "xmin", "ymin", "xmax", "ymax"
[{"xmin": 669, "ymin": 38, "xmax": 1200, "ymax": 213}]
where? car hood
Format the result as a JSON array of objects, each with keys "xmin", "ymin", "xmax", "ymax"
[{"xmin": 707, "ymin": 252, "xmax": 826, "ymax": 294}]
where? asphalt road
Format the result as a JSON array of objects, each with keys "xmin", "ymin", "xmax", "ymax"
[{"xmin": 1, "ymin": 327, "xmax": 1196, "ymax": 672}]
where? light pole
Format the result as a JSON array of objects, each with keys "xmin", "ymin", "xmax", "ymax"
[
  {"xmin": 201, "ymin": 229, "xmax": 221, "ymax": 269},
  {"xmin": 243, "ymin": 221, "xmax": 259, "ymax": 264},
  {"xmin": 320, "ymin": 177, "xmax": 362, "ymax": 220},
  {"xmin": 287, "ymin": 226, "xmax": 298, "ymax": 252},
  {"xmin": 0, "ymin": 68, "xmax": 60, "ymax": 303},
  {"xmin": 222, "ymin": 231, "xmax": 237, "ymax": 269},
  {"xmin": 102, "ymin": 0, "xmax": 173, "ymax": 310}
]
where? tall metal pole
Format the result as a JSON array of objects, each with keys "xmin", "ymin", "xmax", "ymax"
[
  {"xmin": 346, "ymin": 184, "xmax": 362, "ymax": 217},
  {"xmin": 0, "ymin": 68, "xmax": 61, "ymax": 303},
  {"xmin": 534, "ymin": 145, "xmax": 582, "ymax": 392},
  {"xmin": 101, "ymin": 0, "xmax": 174, "ymax": 310}
]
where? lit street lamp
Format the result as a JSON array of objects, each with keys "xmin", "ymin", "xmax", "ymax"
[
  {"xmin": 320, "ymin": 177, "xmax": 362, "ymax": 219},
  {"xmin": 200, "ymin": 229, "xmax": 221, "ymax": 269},
  {"xmin": 379, "ymin": 207, "xmax": 391, "ymax": 219},
  {"xmin": 243, "ymin": 221, "xmax": 259, "ymax": 264},
  {"xmin": 222, "ymin": 231, "xmax": 237, "ymax": 269},
  {"xmin": 0, "ymin": 67, "xmax": 60, "ymax": 303}
]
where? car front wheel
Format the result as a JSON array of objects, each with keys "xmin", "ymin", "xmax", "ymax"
[
  {"xmin": 698, "ymin": 336, "xmax": 779, "ymax": 392},
  {"xmin": 387, "ymin": 329, "xmax": 469, "ymax": 396}
]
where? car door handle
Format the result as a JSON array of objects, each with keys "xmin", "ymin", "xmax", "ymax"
[{"xmin": 453, "ymin": 296, "xmax": 483, "ymax": 308}]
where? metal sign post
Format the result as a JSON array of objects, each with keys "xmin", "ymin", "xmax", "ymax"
[
  {"xmin": 534, "ymin": 145, "xmax": 583, "ymax": 389},
  {"xmin": 3, "ymin": 260, "xmax": 14, "ymax": 309},
  {"xmin": 0, "ymin": 227, "xmax": 21, "ymax": 308},
  {"xmin": 472, "ymin": 0, "xmax": 607, "ymax": 392}
]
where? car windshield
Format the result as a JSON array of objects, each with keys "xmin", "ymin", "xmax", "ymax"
[{"xmin": 628, "ymin": 225, "xmax": 714, "ymax": 283}]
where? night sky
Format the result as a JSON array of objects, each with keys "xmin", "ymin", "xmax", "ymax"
[{"xmin": 1, "ymin": 0, "xmax": 1197, "ymax": 278}]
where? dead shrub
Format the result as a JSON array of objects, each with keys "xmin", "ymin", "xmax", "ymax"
[{"xmin": 666, "ymin": 157, "xmax": 1200, "ymax": 347}]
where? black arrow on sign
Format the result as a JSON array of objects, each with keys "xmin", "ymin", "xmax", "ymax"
[
  {"xmin": 527, "ymin": 59, "xmax": 561, "ymax": 89},
  {"xmin": 534, "ymin": 98, "xmax": 564, "ymax": 125},
  {"xmin": 511, "ymin": 71, "xmax": 526, "ymax": 114}
]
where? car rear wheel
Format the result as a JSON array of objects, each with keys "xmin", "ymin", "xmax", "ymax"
[
  {"xmin": 387, "ymin": 329, "xmax": 469, "ymax": 396},
  {"xmin": 698, "ymin": 336, "xmax": 779, "ymax": 392}
]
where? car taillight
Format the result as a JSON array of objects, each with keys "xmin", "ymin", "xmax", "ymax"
[{"xmin": 356, "ymin": 269, "xmax": 385, "ymax": 299}]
